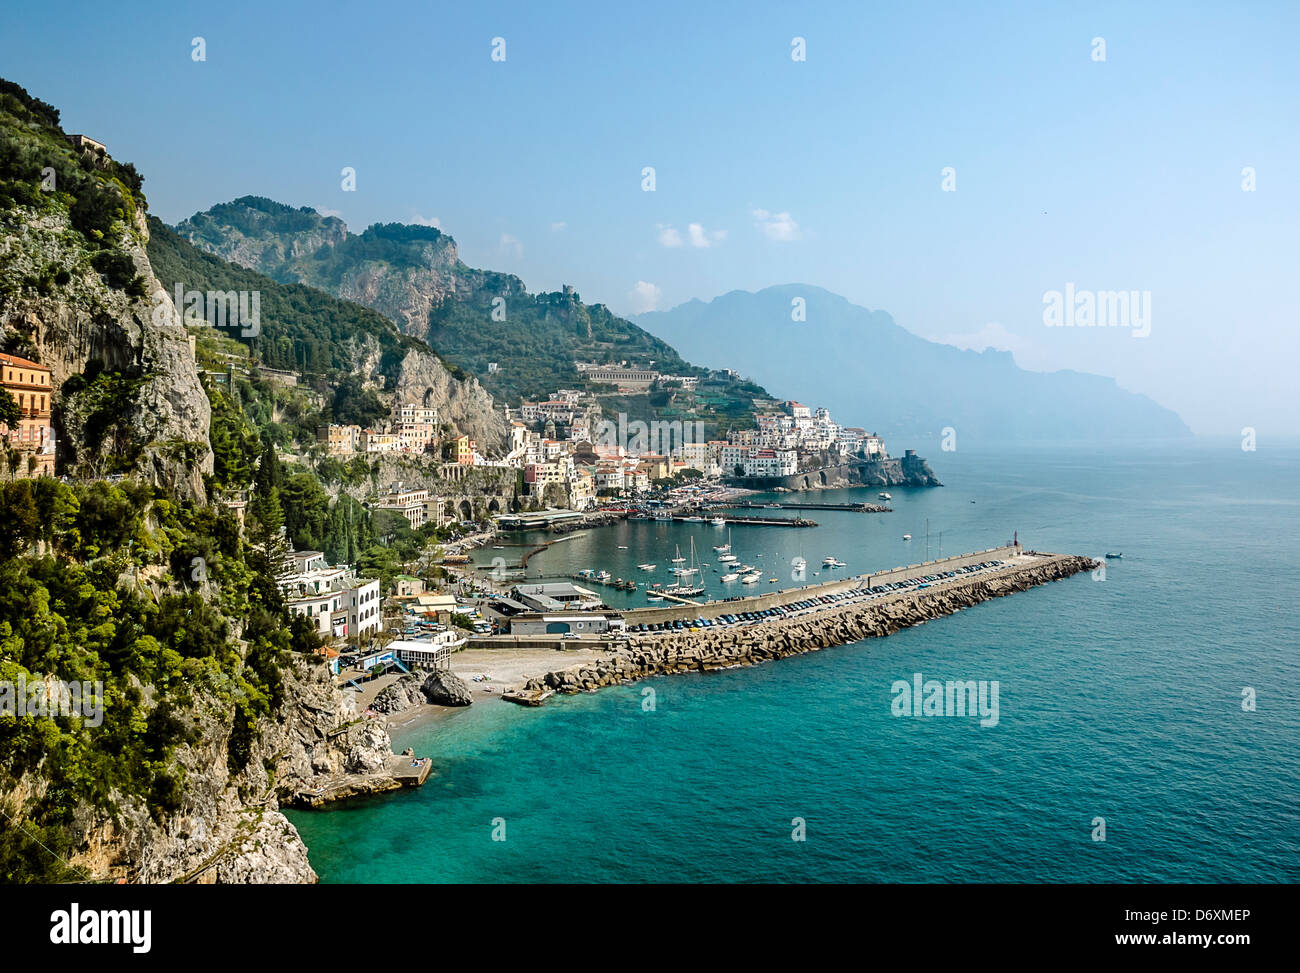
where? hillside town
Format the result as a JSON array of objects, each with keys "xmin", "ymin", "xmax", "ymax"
[{"xmin": 313, "ymin": 377, "xmax": 889, "ymax": 521}]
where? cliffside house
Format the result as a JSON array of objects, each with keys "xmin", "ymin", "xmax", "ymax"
[{"xmin": 0, "ymin": 352, "xmax": 55, "ymax": 478}]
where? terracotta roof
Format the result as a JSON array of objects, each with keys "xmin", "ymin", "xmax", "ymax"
[{"xmin": 0, "ymin": 352, "xmax": 49, "ymax": 369}]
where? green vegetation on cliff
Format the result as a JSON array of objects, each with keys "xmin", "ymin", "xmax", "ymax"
[{"xmin": 0, "ymin": 478, "xmax": 320, "ymax": 883}]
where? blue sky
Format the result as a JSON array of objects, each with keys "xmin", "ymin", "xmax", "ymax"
[{"xmin": 4, "ymin": 0, "xmax": 1297, "ymax": 434}]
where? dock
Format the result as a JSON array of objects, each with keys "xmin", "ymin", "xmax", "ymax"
[
  {"xmin": 572, "ymin": 573, "xmax": 639, "ymax": 591},
  {"xmin": 390, "ymin": 755, "xmax": 433, "ymax": 786},
  {"xmin": 674, "ymin": 515, "xmax": 816, "ymax": 527},
  {"xmin": 728, "ymin": 501, "xmax": 890, "ymax": 513},
  {"xmin": 502, "ymin": 687, "xmax": 554, "ymax": 707}
]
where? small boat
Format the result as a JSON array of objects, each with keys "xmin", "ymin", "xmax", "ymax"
[
  {"xmin": 682, "ymin": 515, "xmax": 704, "ymax": 523},
  {"xmin": 617, "ymin": 545, "xmax": 628, "ymax": 549},
  {"xmin": 721, "ymin": 573, "xmax": 740, "ymax": 582},
  {"xmin": 711, "ymin": 516, "xmax": 726, "ymax": 527},
  {"xmin": 577, "ymin": 568, "xmax": 595, "ymax": 578},
  {"xmin": 637, "ymin": 563, "xmax": 656, "ymax": 571},
  {"xmin": 878, "ymin": 492, "xmax": 892, "ymax": 500},
  {"xmin": 646, "ymin": 591, "xmax": 664, "ymax": 601},
  {"xmin": 713, "ymin": 529, "xmax": 733, "ymax": 553},
  {"xmin": 654, "ymin": 513, "xmax": 672, "ymax": 521},
  {"xmin": 718, "ymin": 553, "xmax": 737, "ymax": 562},
  {"xmin": 741, "ymin": 572, "xmax": 761, "ymax": 584},
  {"xmin": 768, "ymin": 577, "xmax": 778, "ymax": 583},
  {"xmin": 596, "ymin": 570, "xmax": 611, "ymax": 581},
  {"xmin": 1105, "ymin": 552, "xmax": 1123, "ymax": 559},
  {"xmin": 902, "ymin": 534, "xmax": 912, "ymax": 540}
]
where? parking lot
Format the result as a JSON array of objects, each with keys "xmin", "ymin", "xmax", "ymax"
[{"xmin": 620, "ymin": 558, "xmax": 1021, "ymax": 635}]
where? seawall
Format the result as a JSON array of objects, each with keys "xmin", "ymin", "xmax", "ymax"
[{"xmin": 520, "ymin": 553, "xmax": 1097, "ymax": 697}]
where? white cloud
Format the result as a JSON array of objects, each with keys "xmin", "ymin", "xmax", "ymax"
[
  {"xmin": 752, "ymin": 208, "xmax": 801, "ymax": 241},
  {"xmin": 628, "ymin": 280, "xmax": 661, "ymax": 314},
  {"xmin": 658, "ymin": 222, "xmax": 725, "ymax": 248},
  {"xmin": 411, "ymin": 212, "xmax": 441, "ymax": 228},
  {"xmin": 551, "ymin": 221, "xmax": 568, "ymax": 232},
  {"xmin": 657, "ymin": 224, "xmax": 683, "ymax": 248},
  {"xmin": 499, "ymin": 233, "xmax": 523, "ymax": 258},
  {"xmin": 688, "ymin": 223, "xmax": 727, "ymax": 247}
]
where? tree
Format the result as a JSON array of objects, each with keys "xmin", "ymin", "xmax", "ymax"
[{"xmin": 0, "ymin": 388, "xmax": 19, "ymax": 429}]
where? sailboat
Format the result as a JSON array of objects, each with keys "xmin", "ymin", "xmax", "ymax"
[
  {"xmin": 665, "ymin": 538, "xmax": 705, "ymax": 595},
  {"xmin": 713, "ymin": 529, "xmax": 732, "ymax": 553}
]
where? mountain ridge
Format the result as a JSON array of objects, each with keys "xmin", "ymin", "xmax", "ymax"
[{"xmin": 635, "ymin": 284, "xmax": 1192, "ymax": 445}]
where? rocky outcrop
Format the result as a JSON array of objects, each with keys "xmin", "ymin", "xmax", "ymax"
[
  {"xmin": 522, "ymin": 555, "xmax": 1097, "ymax": 697},
  {"xmin": 394, "ymin": 345, "xmax": 507, "ymax": 452},
  {"xmin": 56, "ymin": 656, "xmax": 413, "ymax": 883},
  {"xmin": 0, "ymin": 208, "xmax": 213, "ymax": 498},
  {"xmin": 370, "ymin": 674, "xmax": 428, "ymax": 715},
  {"xmin": 422, "ymin": 669, "xmax": 473, "ymax": 707}
]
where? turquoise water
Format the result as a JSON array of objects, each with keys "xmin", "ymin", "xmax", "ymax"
[{"xmin": 289, "ymin": 443, "xmax": 1300, "ymax": 882}]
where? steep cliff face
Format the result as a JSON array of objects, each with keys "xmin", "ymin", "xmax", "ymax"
[
  {"xmin": 0, "ymin": 83, "xmax": 212, "ymax": 497},
  {"xmin": 59, "ymin": 657, "xmax": 401, "ymax": 884},
  {"xmin": 394, "ymin": 345, "xmax": 506, "ymax": 451}
]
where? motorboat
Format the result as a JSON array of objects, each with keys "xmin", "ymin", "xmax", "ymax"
[
  {"xmin": 711, "ymin": 516, "xmax": 726, "ymax": 527},
  {"xmin": 902, "ymin": 534, "xmax": 912, "ymax": 540},
  {"xmin": 637, "ymin": 563, "xmax": 656, "ymax": 571},
  {"xmin": 721, "ymin": 572, "xmax": 740, "ymax": 582}
]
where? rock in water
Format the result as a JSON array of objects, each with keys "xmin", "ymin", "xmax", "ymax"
[
  {"xmin": 370, "ymin": 674, "xmax": 427, "ymax": 714},
  {"xmin": 422, "ymin": 670, "xmax": 473, "ymax": 707}
]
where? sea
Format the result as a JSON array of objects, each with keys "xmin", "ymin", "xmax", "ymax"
[{"xmin": 287, "ymin": 442, "xmax": 1300, "ymax": 882}]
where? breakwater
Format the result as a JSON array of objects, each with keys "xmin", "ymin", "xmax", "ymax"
[{"xmin": 520, "ymin": 553, "xmax": 1097, "ymax": 697}]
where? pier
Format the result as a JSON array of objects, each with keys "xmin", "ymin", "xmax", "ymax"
[
  {"xmin": 513, "ymin": 550, "xmax": 1099, "ymax": 701},
  {"xmin": 674, "ymin": 515, "xmax": 816, "ymax": 527},
  {"xmin": 727, "ymin": 501, "xmax": 890, "ymax": 513}
]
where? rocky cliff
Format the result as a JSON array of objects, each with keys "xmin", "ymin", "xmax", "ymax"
[
  {"xmin": 57, "ymin": 657, "xmax": 404, "ymax": 884},
  {"xmin": 0, "ymin": 83, "xmax": 212, "ymax": 497}
]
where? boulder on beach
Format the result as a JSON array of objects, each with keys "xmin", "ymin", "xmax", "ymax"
[
  {"xmin": 422, "ymin": 670, "xmax": 474, "ymax": 707},
  {"xmin": 370, "ymin": 674, "xmax": 427, "ymax": 715}
]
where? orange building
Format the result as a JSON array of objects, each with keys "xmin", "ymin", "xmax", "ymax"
[{"xmin": 0, "ymin": 352, "xmax": 55, "ymax": 478}]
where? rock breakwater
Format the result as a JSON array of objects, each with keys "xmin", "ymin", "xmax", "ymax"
[{"xmin": 522, "ymin": 554, "xmax": 1097, "ymax": 697}]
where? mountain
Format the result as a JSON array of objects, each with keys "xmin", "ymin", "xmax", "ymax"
[
  {"xmin": 635, "ymin": 285, "xmax": 1193, "ymax": 445},
  {"xmin": 0, "ymin": 79, "xmax": 211, "ymax": 494},
  {"xmin": 176, "ymin": 198, "xmax": 700, "ymax": 406},
  {"xmin": 145, "ymin": 218, "xmax": 507, "ymax": 451}
]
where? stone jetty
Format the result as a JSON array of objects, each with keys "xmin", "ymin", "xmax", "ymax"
[{"xmin": 520, "ymin": 553, "xmax": 1097, "ymax": 698}]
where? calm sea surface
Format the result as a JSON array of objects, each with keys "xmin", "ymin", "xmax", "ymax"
[{"xmin": 289, "ymin": 443, "xmax": 1300, "ymax": 882}]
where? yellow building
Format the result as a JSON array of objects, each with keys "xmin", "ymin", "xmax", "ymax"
[{"xmin": 0, "ymin": 352, "xmax": 55, "ymax": 478}]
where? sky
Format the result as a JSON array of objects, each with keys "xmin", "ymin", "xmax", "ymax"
[{"xmin": 3, "ymin": 0, "xmax": 1297, "ymax": 435}]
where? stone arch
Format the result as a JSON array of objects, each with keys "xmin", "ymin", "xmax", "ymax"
[
  {"xmin": 458, "ymin": 499, "xmax": 473, "ymax": 521},
  {"xmin": 487, "ymin": 498, "xmax": 501, "ymax": 514}
]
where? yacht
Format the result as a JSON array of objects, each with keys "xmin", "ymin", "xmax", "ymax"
[
  {"xmin": 718, "ymin": 552, "xmax": 738, "ymax": 563},
  {"xmin": 637, "ymin": 563, "xmax": 656, "ymax": 571},
  {"xmin": 791, "ymin": 556, "xmax": 807, "ymax": 572},
  {"xmin": 713, "ymin": 529, "xmax": 733, "ymax": 553},
  {"xmin": 878, "ymin": 492, "xmax": 892, "ymax": 501},
  {"xmin": 721, "ymin": 572, "xmax": 740, "ymax": 582},
  {"xmin": 595, "ymin": 570, "xmax": 612, "ymax": 581},
  {"xmin": 711, "ymin": 516, "xmax": 726, "ymax": 527},
  {"xmin": 741, "ymin": 571, "xmax": 762, "ymax": 584},
  {"xmin": 682, "ymin": 515, "xmax": 704, "ymax": 523}
]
